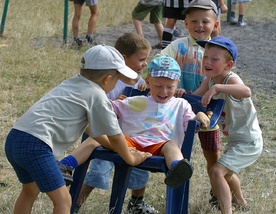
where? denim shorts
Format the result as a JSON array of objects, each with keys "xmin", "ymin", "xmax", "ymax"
[
  {"xmin": 5, "ymin": 129, "xmax": 65, "ymax": 192},
  {"xmin": 84, "ymin": 159, "xmax": 150, "ymax": 190}
]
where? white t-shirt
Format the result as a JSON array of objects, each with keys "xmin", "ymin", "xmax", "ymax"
[
  {"xmin": 107, "ymin": 77, "xmax": 146, "ymax": 100},
  {"xmin": 111, "ymin": 96, "xmax": 195, "ymax": 148},
  {"xmin": 13, "ymin": 74, "xmax": 121, "ymax": 157}
]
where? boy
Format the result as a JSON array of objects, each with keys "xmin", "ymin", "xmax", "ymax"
[
  {"xmin": 110, "ymin": 56, "xmax": 211, "ymax": 190},
  {"xmin": 160, "ymin": 0, "xmax": 221, "ymax": 206},
  {"xmin": 4, "ymin": 45, "xmax": 151, "ymax": 214},
  {"xmin": 70, "ymin": 33, "xmax": 159, "ymax": 214},
  {"xmin": 195, "ymin": 36, "xmax": 263, "ymax": 213}
]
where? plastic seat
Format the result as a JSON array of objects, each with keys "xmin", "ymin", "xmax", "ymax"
[{"xmin": 70, "ymin": 87, "xmax": 225, "ymax": 214}]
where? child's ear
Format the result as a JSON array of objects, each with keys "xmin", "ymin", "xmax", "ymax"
[
  {"xmin": 213, "ymin": 20, "xmax": 219, "ymax": 31},
  {"xmin": 225, "ymin": 60, "xmax": 235, "ymax": 71},
  {"xmin": 102, "ymin": 74, "xmax": 113, "ymax": 85}
]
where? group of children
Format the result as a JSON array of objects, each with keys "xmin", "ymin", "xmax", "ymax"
[{"xmin": 5, "ymin": 1, "xmax": 261, "ymax": 214}]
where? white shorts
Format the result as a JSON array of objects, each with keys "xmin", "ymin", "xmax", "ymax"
[{"xmin": 218, "ymin": 136, "xmax": 263, "ymax": 174}]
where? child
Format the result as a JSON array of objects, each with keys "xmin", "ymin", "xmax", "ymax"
[
  {"xmin": 132, "ymin": 0, "xmax": 164, "ymax": 49},
  {"xmin": 160, "ymin": 0, "xmax": 221, "ymax": 206},
  {"xmin": 195, "ymin": 36, "xmax": 263, "ymax": 213},
  {"xmin": 71, "ymin": 0, "xmax": 99, "ymax": 47},
  {"xmin": 71, "ymin": 33, "xmax": 159, "ymax": 214},
  {"xmin": 229, "ymin": 0, "xmax": 251, "ymax": 27},
  {"xmin": 4, "ymin": 45, "xmax": 152, "ymax": 214},
  {"xmin": 110, "ymin": 56, "xmax": 211, "ymax": 190}
]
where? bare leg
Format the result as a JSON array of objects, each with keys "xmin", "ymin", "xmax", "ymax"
[
  {"xmin": 47, "ymin": 185, "xmax": 72, "ymax": 214},
  {"xmin": 71, "ymin": 137, "xmax": 100, "ymax": 165},
  {"xmin": 160, "ymin": 141, "xmax": 183, "ymax": 168},
  {"xmin": 72, "ymin": 4, "xmax": 83, "ymax": 38},
  {"xmin": 131, "ymin": 187, "xmax": 146, "ymax": 198},
  {"xmin": 209, "ymin": 163, "xmax": 233, "ymax": 214},
  {"xmin": 14, "ymin": 182, "xmax": 40, "ymax": 214},
  {"xmin": 132, "ymin": 19, "xmax": 144, "ymax": 37},
  {"xmin": 76, "ymin": 184, "xmax": 95, "ymax": 205},
  {"xmin": 154, "ymin": 22, "xmax": 164, "ymax": 45},
  {"xmin": 87, "ymin": 4, "xmax": 99, "ymax": 35}
]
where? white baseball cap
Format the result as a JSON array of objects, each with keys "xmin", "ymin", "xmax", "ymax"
[{"xmin": 80, "ymin": 44, "xmax": 138, "ymax": 79}]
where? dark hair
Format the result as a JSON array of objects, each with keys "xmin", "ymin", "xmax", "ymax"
[
  {"xmin": 80, "ymin": 69, "xmax": 119, "ymax": 81},
  {"xmin": 114, "ymin": 33, "xmax": 151, "ymax": 57}
]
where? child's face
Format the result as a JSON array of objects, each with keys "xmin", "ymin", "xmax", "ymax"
[
  {"xmin": 146, "ymin": 76, "xmax": 180, "ymax": 104},
  {"xmin": 202, "ymin": 46, "xmax": 233, "ymax": 80},
  {"xmin": 185, "ymin": 9, "xmax": 218, "ymax": 41},
  {"xmin": 124, "ymin": 49, "xmax": 150, "ymax": 76}
]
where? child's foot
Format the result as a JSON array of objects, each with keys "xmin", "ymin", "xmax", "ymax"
[
  {"xmin": 230, "ymin": 17, "xmax": 238, "ymax": 25},
  {"xmin": 74, "ymin": 38, "xmax": 83, "ymax": 48},
  {"xmin": 57, "ymin": 161, "xmax": 73, "ymax": 186},
  {"xmin": 237, "ymin": 21, "xmax": 247, "ymax": 27},
  {"xmin": 86, "ymin": 35, "xmax": 94, "ymax": 44},
  {"xmin": 164, "ymin": 159, "xmax": 193, "ymax": 189}
]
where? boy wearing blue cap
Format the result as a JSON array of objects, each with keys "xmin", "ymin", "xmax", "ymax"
[
  {"xmin": 4, "ymin": 45, "xmax": 152, "ymax": 214},
  {"xmin": 195, "ymin": 36, "xmax": 263, "ymax": 213},
  {"xmin": 109, "ymin": 56, "xmax": 211, "ymax": 189}
]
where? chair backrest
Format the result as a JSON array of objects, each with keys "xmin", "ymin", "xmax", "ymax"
[{"xmin": 123, "ymin": 87, "xmax": 225, "ymax": 129}]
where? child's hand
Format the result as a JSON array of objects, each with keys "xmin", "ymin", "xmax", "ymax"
[
  {"xmin": 174, "ymin": 88, "xmax": 186, "ymax": 98},
  {"xmin": 116, "ymin": 94, "xmax": 127, "ymax": 100},
  {"xmin": 194, "ymin": 112, "xmax": 210, "ymax": 129},
  {"xmin": 137, "ymin": 84, "xmax": 148, "ymax": 92},
  {"xmin": 201, "ymin": 86, "xmax": 218, "ymax": 107}
]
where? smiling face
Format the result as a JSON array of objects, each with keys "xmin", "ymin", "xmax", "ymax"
[
  {"xmin": 202, "ymin": 45, "xmax": 234, "ymax": 83},
  {"xmin": 146, "ymin": 76, "xmax": 180, "ymax": 104},
  {"xmin": 185, "ymin": 8, "xmax": 218, "ymax": 41},
  {"xmin": 124, "ymin": 49, "xmax": 150, "ymax": 76}
]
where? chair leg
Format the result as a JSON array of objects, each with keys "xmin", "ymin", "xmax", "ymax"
[
  {"xmin": 109, "ymin": 163, "xmax": 132, "ymax": 214},
  {"xmin": 166, "ymin": 182, "xmax": 187, "ymax": 214},
  {"xmin": 69, "ymin": 160, "xmax": 90, "ymax": 214}
]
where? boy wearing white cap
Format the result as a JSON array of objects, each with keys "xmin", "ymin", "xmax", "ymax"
[
  {"xmin": 109, "ymin": 56, "xmax": 211, "ymax": 189},
  {"xmin": 4, "ymin": 45, "xmax": 152, "ymax": 214}
]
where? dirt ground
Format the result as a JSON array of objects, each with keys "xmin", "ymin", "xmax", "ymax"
[{"xmin": 91, "ymin": 19, "xmax": 276, "ymax": 98}]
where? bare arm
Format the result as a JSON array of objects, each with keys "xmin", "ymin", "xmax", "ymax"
[
  {"xmin": 218, "ymin": 0, "xmax": 228, "ymax": 14},
  {"xmin": 107, "ymin": 133, "xmax": 152, "ymax": 166},
  {"xmin": 201, "ymin": 77, "xmax": 251, "ymax": 107}
]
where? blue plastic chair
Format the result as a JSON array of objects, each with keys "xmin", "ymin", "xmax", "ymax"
[{"xmin": 70, "ymin": 88, "xmax": 225, "ymax": 214}]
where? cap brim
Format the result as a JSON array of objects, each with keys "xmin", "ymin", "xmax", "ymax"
[
  {"xmin": 118, "ymin": 66, "xmax": 138, "ymax": 79},
  {"xmin": 197, "ymin": 40, "xmax": 229, "ymax": 51}
]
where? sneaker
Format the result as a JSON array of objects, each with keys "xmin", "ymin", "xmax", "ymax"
[
  {"xmin": 173, "ymin": 27, "xmax": 182, "ymax": 37},
  {"xmin": 209, "ymin": 190, "xmax": 219, "ymax": 210},
  {"xmin": 237, "ymin": 21, "xmax": 247, "ymax": 27},
  {"xmin": 74, "ymin": 38, "xmax": 83, "ymax": 48},
  {"xmin": 164, "ymin": 159, "xmax": 193, "ymax": 189},
  {"xmin": 126, "ymin": 200, "xmax": 159, "ymax": 214},
  {"xmin": 86, "ymin": 35, "xmax": 94, "ymax": 44},
  {"xmin": 57, "ymin": 161, "xmax": 73, "ymax": 186},
  {"xmin": 230, "ymin": 17, "xmax": 238, "ymax": 25}
]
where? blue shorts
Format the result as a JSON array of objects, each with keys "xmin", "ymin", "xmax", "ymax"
[
  {"xmin": 5, "ymin": 129, "xmax": 65, "ymax": 192},
  {"xmin": 84, "ymin": 159, "xmax": 150, "ymax": 190}
]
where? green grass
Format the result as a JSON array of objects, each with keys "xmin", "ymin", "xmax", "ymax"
[{"xmin": 0, "ymin": 0, "xmax": 275, "ymax": 213}]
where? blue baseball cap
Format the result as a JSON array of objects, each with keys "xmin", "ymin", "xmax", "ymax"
[
  {"xmin": 197, "ymin": 36, "xmax": 238, "ymax": 63},
  {"xmin": 148, "ymin": 56, "xmax": 181, "ymax": 80}
]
